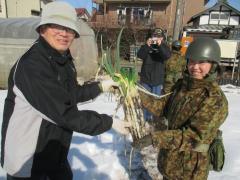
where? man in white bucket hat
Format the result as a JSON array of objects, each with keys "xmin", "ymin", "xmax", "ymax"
[
  {"xmin": 36, "ymin": 0, "xmax": 80, "ymax": 38},
  {"xmin": 1, "ymin": 1, "xmax": 130, "ymax": 180}
]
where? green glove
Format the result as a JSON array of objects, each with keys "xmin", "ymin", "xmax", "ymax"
[{"xmin": 132, "ymin": 134, "xmax": 153, "ymax": 149}]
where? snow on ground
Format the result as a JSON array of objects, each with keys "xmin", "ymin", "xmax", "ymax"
[
  {"xmin": 208, "ymin": 85, "xmax": 240, "ymax": 180},
  {"xmin": 0, "ymin": 85, "xmax": 240, "ymax": 180}
]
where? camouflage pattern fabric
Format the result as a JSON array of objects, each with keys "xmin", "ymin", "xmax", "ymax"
[
  {"xmin": 139, "ymin": 73, "xmax": 228, "ymax": 180},
  {"xmin": 163, "ymin": 50, "xmax": 186, "ymax": 93}
]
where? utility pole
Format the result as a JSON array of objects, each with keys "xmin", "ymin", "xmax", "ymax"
[{"xmin": 173, "ymin": 0, "xmax": 184, "ymax": 41}]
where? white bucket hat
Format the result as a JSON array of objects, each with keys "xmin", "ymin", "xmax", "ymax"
[{"xmin": 36, "ymin": 1, "xmax": 80, "ymax": 38}]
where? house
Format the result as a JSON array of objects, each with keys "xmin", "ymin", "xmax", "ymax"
[
  {"xmin": 183, "ymin": 1, "xmax": 240, "ymax": 38},
  {"xmin": 91, "ymin": 0, "xmax": 208, "ymax": 37},
  {"xmin": 90, "ymin": 0, "xmax": 209, "ymax": 61},
  {"xmin": 75, "ymin": 8, "xmax": 91, "ymax": 22},
  {"xmin": 0, "ymin": 0, "xmax": 53, "ymax": 18}
]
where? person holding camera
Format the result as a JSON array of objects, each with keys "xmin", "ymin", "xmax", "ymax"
[{"xmin": 137, "ymin": 29, "xmax": 171, "ymax": 121}]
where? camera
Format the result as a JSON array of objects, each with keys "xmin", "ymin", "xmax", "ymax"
[{"xmin": 150, "ymin": 37, "xmax": 159, "ymax": 52}]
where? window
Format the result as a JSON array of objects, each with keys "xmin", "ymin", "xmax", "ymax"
[
  {"xmin": 31, "ymin": 10, "xmax": 40, "ymax": 16},
  {"xmin": 210, "ymin": 12, "xmax": 229, "ymax": 20},
  {"xmin": 210, "ymin": 11, "xmax": 229, "ymax": 25},
  {"xmin": 210, "ymin": 13, "xmax": 219, "ymax": 20},
  {"xmin": 220, "ymin": 12, "xmax": 229, "ymax": 20},
  {"xmin": 228, "ymin": 29, "xmax": 240, "ymax": 40}
]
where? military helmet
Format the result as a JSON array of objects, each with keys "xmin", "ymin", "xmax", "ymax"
[
  {"xmin": 185, "ymin": 37, "xmax": 221, "ymax": 63},
  {"xmin": 172, "ymin": 40, "xmax": 182, "ymax": 51},
  {"xmin": 152, "ymin": 28, "xmax": 164, "ymax": 37}
]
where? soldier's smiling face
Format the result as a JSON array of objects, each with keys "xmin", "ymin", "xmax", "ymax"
[{"xmin": 187, "ymin": 60, "xmax": 212, "ymax": 79}]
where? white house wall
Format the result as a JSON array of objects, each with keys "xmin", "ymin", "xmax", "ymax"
[
  {"xmin": 6, "ymin": 0, "xmax": 41, "ymax": 17},
  {"xmin": 199, "ymin": 15, "xmax": 209, "ymax": 25},
  {"xmin": 229, "ymin": 16, "xmax": 239, "ymax": 25}
]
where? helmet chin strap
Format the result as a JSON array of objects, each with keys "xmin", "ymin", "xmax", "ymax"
[
  {"xmin": 209, "ymin": 63, "xmax": 218, "ymax": 74},
  {"xmin": 204, "ymin": 63, "xmax": 221, "ymax": 81}
]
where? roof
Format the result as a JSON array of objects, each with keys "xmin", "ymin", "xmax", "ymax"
[
  {"xmin": 0, "ymin": 18, "xmax": 40, "ymax": 39},
  {"xmin": 184, "ymin": 24, "xmax": 231, "ymax": 33},
  {"xmin": 75, "ymin": 8, "xmax": 91, "ymax": 18},
  {"xmin": 188, "ymin": 1, "xmax": 240, "ymax": 24},
  {"xmin": 93, "ymin": 0, "xmax": 171, "ymax": 4},
  {"xmin": 0, "ymin": 17, "xmax": 94, "ymax": 39}
]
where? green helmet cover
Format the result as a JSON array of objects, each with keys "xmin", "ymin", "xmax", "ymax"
[
  {"xmin": 185, "ymin": 37, "xmax": 221, "ymax": 63},
  {"xmin": 172, "ymin": 40, "xmax": 182, "ymax": 51}
]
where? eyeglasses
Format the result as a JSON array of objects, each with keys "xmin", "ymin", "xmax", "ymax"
[{"xmin": 48, "ymin": 24, "xmax": 76, "ymax": 36}]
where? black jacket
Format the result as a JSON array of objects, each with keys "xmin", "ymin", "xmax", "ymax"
[
  {"xmin": 137, "ymin": 43, "xmax": 171, "ymax": 86},
  {"xmin": 1, "ymin": 36, "xmax": 113, "ymax": 177}
]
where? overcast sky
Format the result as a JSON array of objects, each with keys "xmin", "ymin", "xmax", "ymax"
[{"xmin": 59, "ymin": 0, "xmax": 240, "ymax": 14}]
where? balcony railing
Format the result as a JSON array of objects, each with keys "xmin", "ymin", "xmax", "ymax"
[
  {"xmin": 93, "ymin": 0, "xmax": 171, "ymax": 4},
  {"xmin": 90, "ymin": 14, "xmax": 155, "ymax": 29}
]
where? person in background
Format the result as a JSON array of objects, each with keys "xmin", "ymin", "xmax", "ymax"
[
  {"xmin": 1, "ymin": 2, "xmax": 130, "ymax": 180},
  {"xmin": 137, "ymin": 29, "xmax": 171, "ymax": 121},
  {"xmin": 163, "ymin": 40, "xmax": 186, "ymax": 94},
  {"xmin": 133, "ymin": 37, "xmax": 228, "ymax": 180}
]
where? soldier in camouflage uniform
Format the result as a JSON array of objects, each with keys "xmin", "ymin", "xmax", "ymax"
[
  {"xmin": 163, "ymin": 40, "xmax": 186, "ymax": 94},
  {"xmin": 133, "ymin": 37, "xmax": 228, "ymax": 180}
]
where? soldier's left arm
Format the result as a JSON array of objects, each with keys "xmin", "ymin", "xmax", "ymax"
[
  {"xmin": 139, "ymin": 91, "xmax": 171, "ymax": 117},
  {"xmin": 151, "ymin": 94, "xmax": 228, "ymax": 150}
]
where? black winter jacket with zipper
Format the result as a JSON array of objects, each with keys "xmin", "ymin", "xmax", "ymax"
[
  {"xmin": 137, "ymin": 43, "xmax": 171, "ymax": 86},
  {"xmin": 1, "ymin": 36, "xmax": 113, "ymax": 177}
]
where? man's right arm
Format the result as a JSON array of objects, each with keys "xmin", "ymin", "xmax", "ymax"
[{"xmin": 14, "ymin": 57, "xmax": 113, "ymax": 136}]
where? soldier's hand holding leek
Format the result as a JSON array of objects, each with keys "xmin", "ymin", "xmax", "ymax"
[{"xmin": 132, "ymin": 134, "xmax": 153, "ymax": 149}]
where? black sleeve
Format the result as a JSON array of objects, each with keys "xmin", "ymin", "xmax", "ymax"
[
  {"xmin": 137, "ymin": 45, "xmax": 149, "ymax": 60},
  {"xmin": 76, "ymin": 82, "xmax": 102, "ymax": 103},
  {"xmin": 156, "ymin": 43, "xmax": 171, "ymax": 61},
  {"xmin": 15, "ymin": 58, "xmax": 112, "ymax": 136}
]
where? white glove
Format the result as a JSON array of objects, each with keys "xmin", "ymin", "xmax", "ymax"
[
  {"xmin": 112, "ymin": 117, "xmax": 131, "ymax": 135},
  {"xmin": 100, "ymin": 79, "xmax": 119, "ymax": 92}
]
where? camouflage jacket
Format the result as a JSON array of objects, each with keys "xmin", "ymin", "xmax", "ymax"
[
  {"xmin": 140, "ymin": 74, "xmax": 228, "ymax": 180},
  {"xmin": 163, "ymin": 50, "xmax": 186, "ymax": 93}
]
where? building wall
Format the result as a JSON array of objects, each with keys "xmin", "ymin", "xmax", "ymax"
[
  {"xmin": 198, "ymin": 5, "xmax": 240, "ymax": 26},
  {"xmin": 200, "ymin": 15, "xmax": 209, "ymax": 24},
  {"xmin": 0, "ymin": 0, "xmax": 6, "ymax": 18},
  {"xmin": 6, "ymin": 0, "xmax": 41, "ymax": 17},
  {"xmin": 183, "ymin": 0, "xmax": 206, "ymax": 25},
  {"xmin": 94, "ymin": 2, "xmax": 174, "ymax": 32},
  {"xmin": 92, "ymin": 0, "xmax": 206, "ymax": 36},
  {"xmin": 229, "ymin": 16, "xmax": 239, "ymax": 25}
]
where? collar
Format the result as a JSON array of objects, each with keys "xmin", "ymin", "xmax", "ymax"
[
  {"xmin": 182, "ymin": 72, "xmax": 214, "ymax": 89},
  {"xmin": 37, "ymin": 36, "xmax": 73, "ymax": 65},
  {"xmin": 172, "ymin": 50, "xmax": 181, "ymax": 55}
]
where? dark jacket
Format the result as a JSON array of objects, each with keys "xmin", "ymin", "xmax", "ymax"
[
  {"xmin": 1, "ymin": 36, "xmax": 113, "ymax": 177},
  {"xmin": 137, "ymin": 43, "xmax": 171, "ymax": 86}
]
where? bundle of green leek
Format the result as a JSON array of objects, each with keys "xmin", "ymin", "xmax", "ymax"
[{"xmin": 96, "ymin": 28, "xmax": 148, "ymax": 140}]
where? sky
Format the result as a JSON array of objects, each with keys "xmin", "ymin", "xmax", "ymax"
[
  {"xmin": 59, "ymin": 0, "xmax": 240, "ymax": 14},
  {"xmin": 0, "ymin": 85, "xmax": 240, "ymax": 179}
]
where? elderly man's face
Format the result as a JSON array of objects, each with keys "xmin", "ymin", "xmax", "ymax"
[{"xmin": 40, "ymin": 24, "xmax": 76, "ymax": 54}]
